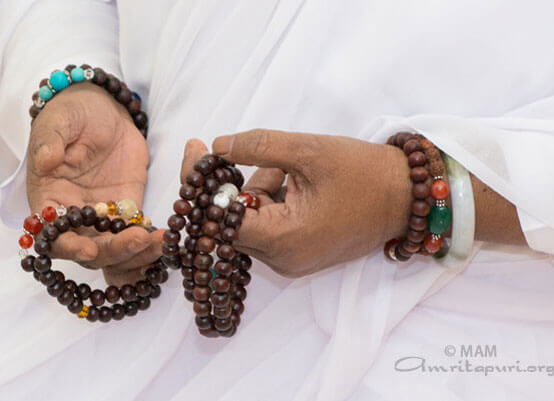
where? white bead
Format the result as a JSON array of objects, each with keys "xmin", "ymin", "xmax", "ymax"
[
  {"xmin": 18, "ymin": 248, "xmax": 29, "ymax": 259},
  {"xmin": 142, "ymin": 216, "xmax": 152, "ymax": 228},
  {"xmin": 84, "ymin": 68, "xmax": 95, "ymax": 80},
  {"xmin": 218, "ymin": 183, "xmax": 239, "ymax": 201},
  {"xmin": 118, "ymin": 199, "xmax": 138, "ymax": 220},
  {"xmin": 213, "ymin": 192, "xmax": 231, "ymax": 209},
  {"xmin": 56, "ymin": 205, "xmax": 67, "ymax": 216},
  {"xmin": 94, "ymin": 202, "xmax": 108, "ymax": 218}
]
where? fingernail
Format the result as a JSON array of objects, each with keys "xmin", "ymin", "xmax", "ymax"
[{"xmin": 213, "ymin": 135, "xmax": 234, "ymax": 156}]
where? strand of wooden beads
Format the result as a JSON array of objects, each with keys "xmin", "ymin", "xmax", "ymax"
[
  {"xmin": 384, "ymin": 132, "xmax": 452, "ymax": 261},
  {"xmin": 18, "ymin": 202, "xmax": 167, "ymax": 322},
  {"xmin": 162, "ymin": 154, "xmax": 259, "ymax": 338}
]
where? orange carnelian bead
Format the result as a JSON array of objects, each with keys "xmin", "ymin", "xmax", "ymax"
[
  {"xmin": 19, "ymin": 234, "xmax": 34, "ymax": 249},
  {"xmin": 424, "ymin": 234, "xmax": 443, "ymax": 254},
  {"xmin": 430, "ymin": 179, "xmax": 449, "ymax": 200},
  {"xmin": 250, "ymin": 195, "xmax": 260, "ymax": 210},
  {"xmin": 41, "ymin": 206, "xmax": 57, "ymax": 222},
  {"xmin": 237, "ymin": 192, "xmax": 253, "ymax": 207},
  {"xmin": 23, "ymin": 215, "xmax": 43, "ymax": 235},
  {"xmin": 77, "ymin": 305, "xmax": 89, "ymax": 319},
  {"xmin": 107, "ymin": 201, "xmax": 119, "ymax": 216}
]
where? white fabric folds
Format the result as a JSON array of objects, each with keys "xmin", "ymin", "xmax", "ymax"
[{"xmin": 0, "ymin": 1, "xmax": 553, "ymax": 400}]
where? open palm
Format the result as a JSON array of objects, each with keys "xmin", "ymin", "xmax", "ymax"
[{"xmin": 27, "ymin": 83, "xmax": 163, "ymax": 285}]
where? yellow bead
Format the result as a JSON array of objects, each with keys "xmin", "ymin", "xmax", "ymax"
[
  {"xmin": 77, "ymin": 305, "xmax": 89, "ymax": 319},
  {"xmin": 141, "ymin": 216, "xmax": 152, "ymax": 228},
  {"xmin": 107, "ymin": 201, "xmax": 119, "ymax": 216},
  {"xmin": 118, "ymin": 199, "xmax": 138, "ymax": 220},
  {"xmin": 130, "ymin": 211, "xmax": 144, "ymax": 225},
  {"xmin": 94, "ymin": 202, "xmax": 108, "ymax": 218}
]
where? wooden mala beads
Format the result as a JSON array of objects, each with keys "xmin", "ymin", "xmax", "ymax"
[
  {"xmin": 18, "ymin": 203, "xmax": 167, "ymax": 322},
  {"xmin": 162, "ymin": 154, "xmax": 259, "ymax": 338},
  {"xmin": 384, "ymin": 132, "xmax": 452, "ymax": 261}
]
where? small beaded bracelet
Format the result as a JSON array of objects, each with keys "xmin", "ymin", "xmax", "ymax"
[
  {"xmin": 163, "ymin": 154, "xmax": 260, "ymax": 338},
  {"xmin": 29, "ymin": 64, "xmax": 149, "ymax": 138},
  {"xmin": 384, "ymin": 132, "xmax": 452, "ymax": 261},
  {"xmin": 17, "ymin": 201, "xmax": 167, "ymax": 322}
]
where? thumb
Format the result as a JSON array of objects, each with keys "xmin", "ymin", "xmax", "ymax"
[
  {"xmin": 180, "ymin": 139, "xmax": 209, "ymax": 184},
  {"xmin": 212, "ymin": 129, "xmax": 310, "ymax": 172},
  {"xmin": 29, "ymin": 101, "xmax": 85, "ymax": 174}
]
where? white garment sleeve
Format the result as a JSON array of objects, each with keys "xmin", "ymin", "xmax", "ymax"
[
  {"xmin": 364, "ymin": 111, "xmax": 554, "ymax": 255},
  {"xmin": 0, "ymin": 0, "xmax": 120, "ymax": 186}
]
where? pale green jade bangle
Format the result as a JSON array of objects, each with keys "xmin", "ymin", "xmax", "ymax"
[{"xmin": 437, "ymin": 153, "xmax": 475, "ymax": 268}]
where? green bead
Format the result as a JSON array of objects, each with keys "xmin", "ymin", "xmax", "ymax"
[
  {"xmin": 428, "ymin": 205, "xmax": 452, "ymax": 234},
  {"xmin": 49, "ymin": 70, "xmax": 70, "ymax": 91}
]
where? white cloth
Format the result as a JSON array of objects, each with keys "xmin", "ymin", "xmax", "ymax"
[{"xmin": 0, "ymin": 1, "xmax": 553, "ymax": 400}]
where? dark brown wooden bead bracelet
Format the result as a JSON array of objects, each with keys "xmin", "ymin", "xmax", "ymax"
[
  {"xmin": 18, "ymin": 204, "xmax": 167, "ymax": 322},
  {"xmin": 30, "ymin": 63, "xmax": 148, "ymax": 138},
  {"xmin": 163, "ymin": 154, "xmax": 259, "ymax": 338},
  {"xmin": 384, "ymin": 132, "xmax": 452, "ymax": 261}
]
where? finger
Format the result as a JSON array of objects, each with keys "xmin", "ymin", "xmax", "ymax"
[
  {"xmin": 181, "ymin": 139, "xmax": 209, "ymax": 184},
  {"xmin": 243, "ymin": 168, "xmax": 286, "ymax": 197},
  {"xmin": 86, "ymin": 226, "xmax": 154, "ymax": 268},
  {"xmin": 102, "ymin": 229, "xmax": 164, "ymax": 271},
  {"xmin": 103, "ymin": 267, "xmax": 145, "ymax": 287},
  {"xmin": 234, "ymin": 203, "xmax": 294, "ymax": 252},
  {"xmin": 29, "ymin": 103, "xmax": 84, "ymax": 174},
  {"xmin": 49, "ymin": 231, "xmax": 99, "ymax": 264},
  {"xmin": 212, "ymin": 129, "xmax": 311, "ymax": 172}
]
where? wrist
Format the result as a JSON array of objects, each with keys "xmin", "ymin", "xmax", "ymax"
[{"xmin": 381, "ymin": 145, "xmax": 412, "ymax": 241}]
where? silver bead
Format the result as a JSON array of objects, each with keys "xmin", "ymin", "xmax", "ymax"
[
  {"xmin": 64, "ymin": 69, "xmax": 72, "ymax": 84},
  {"xmin": 56, "ymin": 205, "xmax": 67, "ymax": 216},
  {"xmin": 84, "ymin": 68, "xmax": 95, "ymax": 80},
  {"xmin": 435, "ymin": 199, "xmax": 446, "ymax": 207},
  {"xmin": 432, "ymin": 234, "xmax": 442, "ymax": 241},
  {"xmin": 19, "ymin": 248, "xmax": 29, "ymax": 259},
  {"xmin": 33, "ymin": 97, "xmax": 45, "ymax": 108},
  {"xmin": 434, "ymin": 176, "xmax": 444, "ymax": 181},
  {"xmin": 46, "ymin": 80, "xmax": 56, "ymax": 94}
]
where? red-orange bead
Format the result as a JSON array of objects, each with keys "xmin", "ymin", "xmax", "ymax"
[
  {"xmin": 23, "ymin": 215, "xmax": 43, "ymax": 235},
  {"xmin": 237, "ymin": 192, "xmax": 253, "ymax": 207},
  {"xmin": 41, "ymin": 206, "xmax": 57, "ymax": 222},
  {"xmin": 19, "ymin": 234, "xmax": 34, "ymax": 249},
  {"xmin": 430, "ymin": 180, "xmax": 449, "ymax": 200},
  {"xmin": 250, "ymin": 195, "xmax": 260, "ymax": 210},
  {"xmin": 423, "ymin": 234, "xmax": 443, "ymax": 254}
]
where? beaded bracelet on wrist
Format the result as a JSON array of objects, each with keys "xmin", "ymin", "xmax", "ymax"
[
  {"xmin": 384, "ymin": 132, "xmax": 452, "ymax": 261},
  {"xmin": 29, "ymin": 64, "xmax": 148, "ymax": 138},
  {"xmin": 162, "ymin": 154, "xmax": 260, "ymax": 338},
  {"xmin": 18, "ymin": 201, "xmax": 167, "ymax": 322}
]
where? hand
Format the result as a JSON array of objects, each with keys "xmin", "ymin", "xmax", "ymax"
[
  {"xmin": 27, "ymin": 82, "xmax": 163, "ymax": 285},
  {"xmin": 210, "ymin": 129, "xmax": 413, "ymax": 278}
]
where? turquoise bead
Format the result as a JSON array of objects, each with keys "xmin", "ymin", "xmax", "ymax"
[
  {"xmin": 49, "ymin": 70, "xmax": 70, "ymax": 91},
  {"xmin": 38, "ymin": 85, "xmax": 53, "ymax": 100},
  {"xmin": 208, "ymin": 268, "xmax": 217, "ymax": 290},
  {"xmin": 70, "ymin": 67, "xmax": 85, "ymax": 82},
  {"xmin": 428, "ymin": 205, "xmax": 452, "ymax": 235}
]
